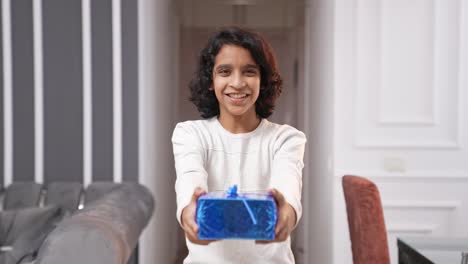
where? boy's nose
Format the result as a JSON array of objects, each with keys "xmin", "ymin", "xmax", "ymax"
[{"xmin": 229, "ymin": 74, "xmax": 246, "ymax": 89}]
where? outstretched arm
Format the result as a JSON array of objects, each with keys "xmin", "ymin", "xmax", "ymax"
[
  {"xmin": 172, "ymin": 123, "xmax": 210, "ymax": 244},
  {"xmin": 260, "ymin": 127, "xmax": 306, "ymax": 243}
]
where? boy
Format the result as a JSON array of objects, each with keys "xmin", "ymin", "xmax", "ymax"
[{"xmin": 172, "ymin": 27, "xmax": 306, "ymax": 263}]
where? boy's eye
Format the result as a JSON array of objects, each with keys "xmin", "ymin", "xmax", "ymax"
[
  {"xmin": 244, "ymin": 69, "xmax": 258, "ymax": 76},
  {"xmin": 218, "ymin": 69, "xmax": 231, "ymax": 75}
]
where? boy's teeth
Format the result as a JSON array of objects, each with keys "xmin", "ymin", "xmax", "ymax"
[{"xmin": 229, "ymin": 93, "xmax": 247, "ymax": 98}]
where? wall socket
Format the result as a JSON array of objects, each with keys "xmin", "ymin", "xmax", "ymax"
[{"xmin": 383, "ymin": 157, "xmax": 406, "ymax": 173}]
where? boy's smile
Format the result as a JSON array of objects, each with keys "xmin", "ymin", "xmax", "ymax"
[
  {"xmin": 212, "ymin": 44, "xmax": 260, "ymax": 125},
  {"xmin": 225, "ymin": 92, "xmax": 250, "ymax": 104}
]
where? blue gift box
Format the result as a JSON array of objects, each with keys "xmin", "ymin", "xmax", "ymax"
[{"xmin": 196, "ymin": 185, "xmax": 277, "ymax": 240}]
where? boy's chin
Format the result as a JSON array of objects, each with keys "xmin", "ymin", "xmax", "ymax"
[{"xmin": 224, "ymin": 107, "xmax": 256, "ymax": 118}]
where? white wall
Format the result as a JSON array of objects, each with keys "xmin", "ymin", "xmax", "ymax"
[
  {"xmin": 333, "ymin": 0, "xmax": 468, "ymax": 263},
  {"xmin": 301, "ymin": 0, "xmax": 335, "ymax": 263},
  {"xmin": 138, "ymin": 0, "xmax": 179, "ymax": 263}
]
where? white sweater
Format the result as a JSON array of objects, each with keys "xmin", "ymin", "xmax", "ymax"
[{"xmin": 172, "ymin": 117, "xmax": 306, "ymax": 264}]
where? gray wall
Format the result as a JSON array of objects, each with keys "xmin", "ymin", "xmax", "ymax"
[{"xmin": 0, "ymin": 0, "xmax": 139, "ymax": 186}]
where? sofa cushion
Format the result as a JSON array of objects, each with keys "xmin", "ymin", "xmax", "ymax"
[
  {"xmin": 45, "ymin": 182, "xmax": 83, "ymax": 213},
  {"xmin": 3, "ymin": 183, "xmax": 42, "ymax": 210},
  {"xmin": 0, "ymin": 206, "xmax": 63, "ymax": 264},
  {"xmin": 84, "ymin": 182, "xmax": 120, "ymax": 205}
]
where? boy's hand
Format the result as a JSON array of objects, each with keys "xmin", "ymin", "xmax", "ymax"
[
  {"xmin": 256, "ymin": 188, "xmax": 296, "ymax": 244},
  {"xmin": 181, "ymin": 187, "xmax": 215, "ymax": 245}
]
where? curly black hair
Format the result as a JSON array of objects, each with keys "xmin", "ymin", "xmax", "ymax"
[{"xmin": 189, "ymin": 27, "xmax": 283, "ymax": 119}]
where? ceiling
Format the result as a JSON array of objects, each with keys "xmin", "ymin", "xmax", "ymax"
[{"xmin": 175, "ymin": 0, "xmax": 306, "ymax": 29}]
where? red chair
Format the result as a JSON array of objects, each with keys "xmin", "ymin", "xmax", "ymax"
[{"xmin": 342, "ymin": 175, "xmax": 391, "ymax": 264}]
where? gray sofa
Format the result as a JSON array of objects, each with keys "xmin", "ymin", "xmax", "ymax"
[{"xmin": 0, "ymin": 181, "xmax": 154, "ymax": 264}]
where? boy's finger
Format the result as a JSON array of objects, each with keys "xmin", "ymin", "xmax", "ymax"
[
  {"xmin": 276, "ymin": 230, "xmax": 287, "ymax": 241},
  {"xmin": 186, "ymin": 232, "xmax": 202, "ymax": 244},
  {"xmin": 255, "ymin": 240, "xmax": 273, "ymax": 244},
  {"xmin": 186, "ymin": 230, "xmax": 216, "ymax": 245},
  {"xmin": 275, "ymin": 211, "xmax": 287, "ymax": 233},
  {"xmin": 192, "ymin": 238, "xmax": 213, "ymax": 245},
  {"xmin": 184, "ymin": 217, "xmax": 199, "ymax": 234},
  {"xmin": 270, "ymin": 188, "xmax": 286, "ymax": 206},
  {"xmin": 192, "ymin": 187, "xmax": 206, "ymax": 200},
  {"xmin": 275, "ymin": 221, "xmax": 286, "ymax": 236}
]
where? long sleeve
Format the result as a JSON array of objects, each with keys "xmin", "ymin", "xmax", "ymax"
[
  {"xmin": 173, "ymin": 119, "xmax": 303, "ymax": 263},
  {"xmin": 269, "ymin": 127, "xmax": 306, "ymax": 226},
  {"xmin": 172, "ymin": 122, "xmax": 209, "ymax": 225}
]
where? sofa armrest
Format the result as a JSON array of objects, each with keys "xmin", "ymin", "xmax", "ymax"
[{"xmin": 34, "ymin": 183, "xmax": 154, "ymax": 264}]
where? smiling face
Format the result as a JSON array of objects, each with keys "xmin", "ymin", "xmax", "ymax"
[{"xmin": 211, "ymin": 44, "xmax": 260, "ymax": 122}]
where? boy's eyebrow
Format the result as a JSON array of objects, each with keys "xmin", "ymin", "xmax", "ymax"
[
  {"xmin": 214, "ymin": 64, "xmax": 259, "ymax": 70},
  {"xmin": 243, "ymin": 64, "xmax": 259, "ymax": 69},
  {"xmin": 214, "ymin": 64, "xmax": 232, "ymax": 70}
]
